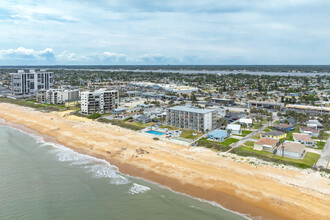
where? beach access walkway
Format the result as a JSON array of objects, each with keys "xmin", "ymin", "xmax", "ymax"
[{"xmin": 315, "ymin": 135, "xmax": 330, "ymax": 169}]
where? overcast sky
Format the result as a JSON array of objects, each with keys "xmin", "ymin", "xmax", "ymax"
[{"xmin": 0, "ymin": 0, "xmax": 330, "ymax": 65}]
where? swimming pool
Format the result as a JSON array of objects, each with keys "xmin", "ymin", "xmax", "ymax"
[{"xmin": 146, "ymin": 130, "xmax": 164, "ymax": 136}]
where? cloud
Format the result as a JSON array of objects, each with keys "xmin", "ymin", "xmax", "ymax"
[{"xmin": 0, "ymin": 47, "xmax": 55, "ymax": 60}]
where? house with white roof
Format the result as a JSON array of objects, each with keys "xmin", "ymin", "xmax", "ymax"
[{"xmin": 226, "ymin": 124, "xmax": 241, "ymax": 135}]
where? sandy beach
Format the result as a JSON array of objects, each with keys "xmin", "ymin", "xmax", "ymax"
[{"xmin": 0, "ymin": 103, "xmax": 329, "ymax": 220}]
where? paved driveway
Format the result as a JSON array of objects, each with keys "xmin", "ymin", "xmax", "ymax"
[{"xmin": 315, "ymin": 136, "xmax": 330, "ymax": 169}]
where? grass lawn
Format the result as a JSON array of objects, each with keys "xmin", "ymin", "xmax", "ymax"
[
  {"xmin": 180, "ymin": 129, "xmax": 203, "ymax": 140},
  {"xmin": 243, "ymin": 141, "xmax": 255, "ymax": 147},
  {"xmin": 263, "ymin": 128, "xmax": 271, "ymax": 132},
  {"xmin": 196, "ymin": 138, "xmax": 232, "ymax": 152},
  {"xmin": 315, "ymin": 141, "xmax": 326, "ymax": 150},
  {"xmin": 220, "ymin": 138, "xmax": 239, "ymax": 146},
  {"xmin": 235, "ymin": 130, "xmax": 253, "ymax": 137},
  {"xmin": 285, "ymin": 125, "xmax": 300, "ymax": 141},
  {"xmin": 127, "ymin": 121, "xmax": 155, "ymax": 129},
  {"xmin": 231, "ymin": 145, "xmax": 320, "ymax": 169},
  {"xmin": 159, "ymin": 125, "xmax": 179, "ymax": 130}
]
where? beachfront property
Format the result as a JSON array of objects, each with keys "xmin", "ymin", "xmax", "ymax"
[
  {"xmin": 276, "ymin": 142, "xmax": 306, "ymax": 159},
  {"xmin": 253, "ymin": 138, "xmax": 279, "ymax": 151},
  {"xmin": 81, "ymin": 89, "xmax": 119, "ymax": 115},
  {"xmin": 226, "ymin": 124, "xmax": 241, "ymax": 135},
  {"xmin": 208, "ymin": 129, "xmax": 229, "ymax": 141},
  {"xmin": 273, "ymin": 124, "xmax": 295, "ymax": 132},
  {"xmin": 166, "ymin": 106, "xmax": 216, "ymax": 132},
  {"xmin": 299, "ymin": 126, "xmax": 319, "ymax": 137},
  {"xmin": 293, "ymin": 133, "xmax": 315, "ymax": 147},
  {"xmin": 10, "ymin": 70, "xmax": 53, "ymax": 96},
  {"xmin": 261, "ymin": 131, "xmax": 286, "ymax": 139},
  {"xmin": 36, "ymin": 89, "xmax": 80, "ymax": 104},
  {"xmin": 133, "ymin": 115, "xmax": 152, "ymax": 124}
]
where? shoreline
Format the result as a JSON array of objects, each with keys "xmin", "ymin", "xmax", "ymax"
[{"xmin": 0, "ymin": 103, "xmax": 329, "ymax": 220}]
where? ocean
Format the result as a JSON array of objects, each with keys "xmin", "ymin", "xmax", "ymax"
[{"xmin": 0, "ymin": 125, "xmax": 246, "ymax": 220}]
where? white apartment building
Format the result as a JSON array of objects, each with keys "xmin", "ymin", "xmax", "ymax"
[
  {"xmin": 166, "ymin": 106, "xmax": 216, "ymax": 132},
  {"xmin": 81, "ymin": 89, "xmax": 119, "ymax": 115},
  {"xmin": 36, "ymin": 89, "xmax": 80, "ymax": 104},
  {"xmin": 11, "ymin": 70, "xmax": 53, "ymax": 96}
]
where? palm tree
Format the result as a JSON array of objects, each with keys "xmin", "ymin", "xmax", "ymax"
[
  {"xmin": 267, "ymin": 116, "xmax": 273, "ymax": 127},
  {"xmin": 227, "ymin": 129, "xmax": 232, "ymax": 138}
]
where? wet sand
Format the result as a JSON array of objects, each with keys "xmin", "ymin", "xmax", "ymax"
[{"xmin": 0, "ymin": 103, "xmax": 329, "ymax": 220}]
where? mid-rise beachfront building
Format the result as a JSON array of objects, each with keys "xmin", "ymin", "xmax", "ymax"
[
  {"xmin": 166, "ymin": 106, "xmax": 216, "ymax": 132},
  {"xmin": 10, "ymin": 70, "xmax": 53, "ymax": 96},
  {"xmin": 36, "ymin": 89, "xmax": 80, "ymax": 104},
  {"xmin": 80, "ymin": 89, "xmax": 119, "ymax": 115}
]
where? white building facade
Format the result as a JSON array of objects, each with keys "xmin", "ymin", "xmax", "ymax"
[
  {"xmin": 81, "ymin": 89, "xmax": 119, "ymax": 115},
  {"xmin": 166, "ymin": 106, "xmax": 216, "ymax": 132},
  {"xmin": 36, "ymin": 89, "xmax": 80, "ymax": 104},
  {"xmin": 11, "ymin": 70, "xmax": 53, "ymax": 96}
]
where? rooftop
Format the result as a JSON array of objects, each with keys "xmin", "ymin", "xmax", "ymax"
[
  {"xmin": 168, "ymin": 106, "xmax": 215, "ymax": 114},
  {"xmin": 263, "ymin": 130, "xmax": 286, "ymax": 136},
  {"xmin": 282, "ymin": 142, "xmax": 306, "ymax": 154},
  {"xmin": 255, "ymin": 138, "xmax": 278, "ymax": 146},
  {"xmin": 300, "ymin": 126, "xmax": 319, "ymax": 133},
  {"xmin": 273, "ymin": 124, "xmax": 294, "ymax": 129},
  {"xmin": 293, "ymin": 133, "xmax": 314, "ymax": 142}
]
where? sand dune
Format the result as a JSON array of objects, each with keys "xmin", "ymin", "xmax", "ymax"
[{"xmin": 0, "ymin": 103, "xmax": 329, "ymax": 220}]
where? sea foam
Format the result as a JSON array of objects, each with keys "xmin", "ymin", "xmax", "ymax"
[{"xmin": 128, "ymin": 183, "xmax": 151, "ymax": 195}]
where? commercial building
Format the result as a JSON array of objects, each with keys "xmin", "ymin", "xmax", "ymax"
[
  {"xmin": 247, "ymin": 101, "xmax": 284, "ymax": 109},
  {"xmin": 286, "ymin": 104, "xmax": 330, "ymax": 114},
  {"xmin": 166, "ymin": 106, "xmax": 216, "ymax": 132},
  {"xmin": 81, "ymin": 89, "xmax": 119, "ymax": 115},
  {"xmin": 10, "ymin": 69, "xmax": 53, "ymax": 96},
  {"xmin": 36, "ymin": 89, "xmax": 80, "ymax": 104}
]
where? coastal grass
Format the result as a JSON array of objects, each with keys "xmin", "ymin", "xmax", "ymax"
[
  {"xmin": 180, "ymin": 129, "xmax": 203, "ymax": 140},
  {"xmin": 243, "ymin": 141, "xmax": 255, "ymax": 147},
  {"xmin": 0, "ymin": 97, "xmax": 67, "ymax": 111},
  {"xmin": 315, "ymin": 141, "xmax": 326, "ymax": 149},
  {"xmin": 98, "ymin": 118, "xmax": 155, "ymax": 130},
  {"xmin": 159, "ymin": 125, "xmax": 178, "ymax": 130},
  {"xmin": 196, "ymin": 138, "xmax": 231, "ymax": 152},
  {"xmin": 231, "ymin": 146, "xmax": 320, "ymax": 169},
  {"xmin": 285, "ymin": 125, "xmax": 300, "ymax": 141},
  {"xmin": 220, "ymin": 138, "xmax": 239, "ymax": 146}
]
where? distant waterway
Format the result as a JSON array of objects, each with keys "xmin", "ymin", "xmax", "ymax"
[
  {"xmin": 0, "ymin": 125, "xmax": 246, "ymax": 220},
  {"xmin": 64, "ymin": 68, "xmax": 330, "ymax": 76}
]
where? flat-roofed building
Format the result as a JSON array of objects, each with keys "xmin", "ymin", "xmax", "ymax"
[
  {"xmin": 36, "ymin": 89, "xmax": 80, "ymax": 104},
  {"xmin": 293, "ymin": 133, "xmax": 315, "ymax": 147},
  {"xmin": 166, "ymin": 106, "xmax": 216, "ymax": 132},
  {"xmin": 10, "ymin": 69, "xmax": 53, "ymax": 96},
  {"xmin": 247, "ymin": 101, "xmax": 284, "ymax": 109},
  {"xmin": 81, "ymin": 89, "xmax": 119, "ymax": 115},
  {"xmin": 261, "ymin": 131, "xmax": 286, "ymax": 139}
]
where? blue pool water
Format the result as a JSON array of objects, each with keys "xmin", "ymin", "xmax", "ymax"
[{"xmin": 146, "ymin": 130, "xmax": 164, "ymax": 136}]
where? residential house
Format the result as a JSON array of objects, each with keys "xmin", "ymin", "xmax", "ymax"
[
  {"xmin": 208, "ymin": 129, "xmax": 229, "ymax": 142},
  {"xmin": 276, "ymin": 142, "xmax": 306, "ymax": 159},
  {"xmin": 273, "ymin": 124, "xmax": 295, "ymax": 132},
  {"xmin": 254, "ymin": 138, "xmax": 279, "ymax": 151},
  {"xmin": 261, "ymin": 131, "xmax": 286, "ymax": 139},
  {"xmin": 133, "ymin": 115, "xmax": 152, "ymax": 124},
  {"xmin": 226, "ymin": 124, "xmax": 241, "ymax": 135},
  {"xmin": 299, "ymin": 126, "xmax": 319, "ymax": 137},
  {"xmin": 239, "ymin": 118, "xmax": 253, "ymax": 127},
  {"xmin": 306, "ymin": 120, "xmax": 324, "ymax": 130},
  {"xmin": 293, "ymin": 133, "xmax": 315, "ymax": 147}
]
